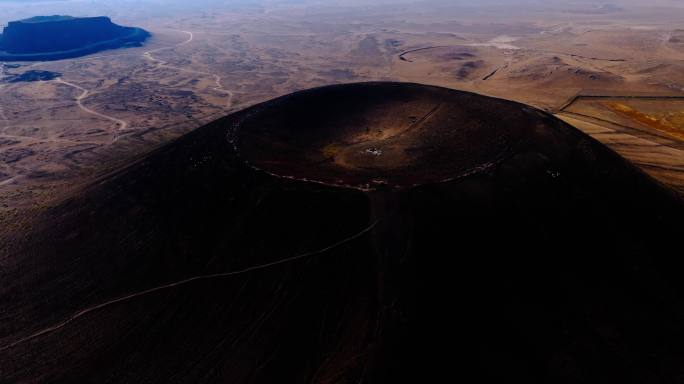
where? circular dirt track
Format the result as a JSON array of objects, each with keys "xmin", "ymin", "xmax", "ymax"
[
  {"xmin": 237, "ymin": 83, "xmax": 532, "ymax": 189},
  {"xmin": 1, "ymin": 83, "xmax": 683, "ymax": 384}
]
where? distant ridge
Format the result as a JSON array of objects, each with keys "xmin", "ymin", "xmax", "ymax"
[{"xmin": 0, "ymin": 15, "xmax": 150, "ymax": 61}]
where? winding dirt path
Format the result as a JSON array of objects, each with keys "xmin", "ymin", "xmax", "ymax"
[
  {"xmin": 0, "ymin": 220, "xmax": 378, "ymax": 353},
  {"xmin": 54, "ymin": 78, "xmax": 127, "ymax": 144},
  {"xmin": 19, "ymin": 29, "xmax": 233, "ymax": 145},
  {"xmin": 143, "ymin": 31, "xmax": 234, "ymax": 108},
  {"xmin": 15, "ymin": 30, "xmax": 234, "ymax": 145},
  {"xmin": 0, "ymin": 85, "xmax": 9, "ymax": 132},
  {"xmin": 0, "ymin": 30, "xmax": 235, "ymax": 190}
]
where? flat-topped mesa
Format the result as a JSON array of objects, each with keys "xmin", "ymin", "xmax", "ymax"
[{"xmin": 0, "ymin": 15, "xmax": 150, "ymax": 61}]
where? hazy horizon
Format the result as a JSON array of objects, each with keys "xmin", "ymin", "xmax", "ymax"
[{"xmin": 3, "ymin": 0, "xmax": 684, "ymax": 27}]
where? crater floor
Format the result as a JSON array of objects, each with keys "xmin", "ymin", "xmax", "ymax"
[{"xmin": 237, "ymin": 83, "xmax": 537, "ymax": 189}]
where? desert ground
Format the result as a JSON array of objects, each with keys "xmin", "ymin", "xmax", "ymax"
[{"xmin": 1, "ymin": 0, "xmax": 684, "ymax": 233}]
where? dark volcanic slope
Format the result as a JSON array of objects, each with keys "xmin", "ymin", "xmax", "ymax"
[
  {"xmin": 0, "ymin": 16, "xmax": 149, "ymax": 61},
  {"xmin": 1, "ymin": 83, "xmax": 683, "ymax": 384}
]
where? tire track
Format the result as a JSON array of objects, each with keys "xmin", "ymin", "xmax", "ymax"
[{"xmin": 0, "ymin": 220, "xmax": 378, "ymax": 353}]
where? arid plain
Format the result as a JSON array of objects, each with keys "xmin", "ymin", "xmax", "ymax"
[{"xmin": 2, "ymin": 0, "xmax": 684, "ymax": 233}]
